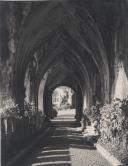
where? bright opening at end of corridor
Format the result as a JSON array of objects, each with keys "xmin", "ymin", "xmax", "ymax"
[{"xmin": 52, "ymin": 86, "xmax": 76, "ymax": 119}]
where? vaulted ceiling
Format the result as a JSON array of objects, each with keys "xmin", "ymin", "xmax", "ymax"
[{"xmin": 13, "ymin": 0, "xmax": 121, "ymax": 106}]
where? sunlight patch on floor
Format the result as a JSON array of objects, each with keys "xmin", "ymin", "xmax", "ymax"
[{"xmin": 32, "ymin": 161, "xmax": 71, "ymax": 166}]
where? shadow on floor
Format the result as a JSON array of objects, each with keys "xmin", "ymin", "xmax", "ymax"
[
  {"xmin": 35, "ymin": 164, "xmax": 72, "ymax": 166},
  {"xmin": 17, "ymin": 118, "xmax": 96, "ymax": 166}
]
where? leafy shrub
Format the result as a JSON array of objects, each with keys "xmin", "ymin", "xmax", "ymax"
[{"xmin": 98, "ymin": 97, "xmax": 128, "ymax": 163}]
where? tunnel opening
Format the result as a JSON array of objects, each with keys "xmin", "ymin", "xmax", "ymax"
[{"xmin": 51, "ymin": 86, "xmax": 76, "ymax": 120}]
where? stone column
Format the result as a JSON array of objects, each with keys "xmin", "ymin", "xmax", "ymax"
[
  {"xmin": 43, "ymin": 86, "xmax": 52, "ymax": 121},
  {"xmin": 75, "ymin": 86, "xmax": 82, "ymax": 126}
]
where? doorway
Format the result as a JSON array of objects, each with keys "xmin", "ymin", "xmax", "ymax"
[{"xmin": 52, "ymin": 86, "xmax": 76, "ymax": 120}]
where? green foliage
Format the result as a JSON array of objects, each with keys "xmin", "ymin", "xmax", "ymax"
[
  {"xmin": 98, "ymin": 97, "xmax": 128, "ymax": 162},
  {"xmin": 0, "ymin": 102, "xmax": 42, "ymax": 119}
]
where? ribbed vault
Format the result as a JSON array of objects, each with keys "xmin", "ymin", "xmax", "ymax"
[{"xmin": 14, "ymin": 2, "xmax": 110, "ymax": 119}]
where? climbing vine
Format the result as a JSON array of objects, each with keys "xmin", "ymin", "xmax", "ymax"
[{"xmin": 98, "ymin": 97, "xmax": 128, "ymax": 163}]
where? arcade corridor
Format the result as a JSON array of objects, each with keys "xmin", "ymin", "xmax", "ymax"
[
  {"xmin": 17, "ymin": 110, "xmax": 111, "ymax": 166},
  {"xmin": 0, "ymin": 1, "xmax": 128, "ymax": 166}
]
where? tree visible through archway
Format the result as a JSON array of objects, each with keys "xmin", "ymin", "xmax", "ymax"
[{"xmin": 52, "ymin": 86, "xmax": 76, "ymax": 119}]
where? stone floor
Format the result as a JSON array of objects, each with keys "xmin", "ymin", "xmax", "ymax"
[{"xmin": 18, "ymin": 110, "xmax": 111, "ymax": 166}]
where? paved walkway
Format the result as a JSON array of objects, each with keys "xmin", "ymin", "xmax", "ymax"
[{"xmin": 18, "ymin": 110, "xmax": 111, "ymax": 166}]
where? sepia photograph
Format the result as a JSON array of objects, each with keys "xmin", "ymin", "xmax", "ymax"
[{"xmin": 0, "ymin": 0, "xmax": 128, "ymax": 165}]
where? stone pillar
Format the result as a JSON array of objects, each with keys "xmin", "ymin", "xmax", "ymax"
[
  {"xmin": 30, "ymin": 63, "xmax": 36, "ymax": 112},
  {"xmin": 75, "ymin": 86, "xmax": 82, "ymax": 126},
  {"xmin": 71, "ymin": 93, "xmax": 76, "ymax": 109},
  {"xmin": 43, "ymin": 86, "xmax": 52, "ymax": 121}
]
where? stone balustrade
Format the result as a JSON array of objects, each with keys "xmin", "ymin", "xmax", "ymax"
[{"xmin": 1, "ymin": 109, "xmax": 46, "ymax": 164}]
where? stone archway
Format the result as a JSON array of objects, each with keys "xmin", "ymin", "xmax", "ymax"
[
  {"xmin": 14, "ymin": 2, "xmax": 110, "ymax": 106},
  {"xmin": 43, "ymin": 83, "xmax": 83, "ymax": 123},
  {"xmin": 51, "ymin": 86, "xmax": 76, "ymax": 118}
]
